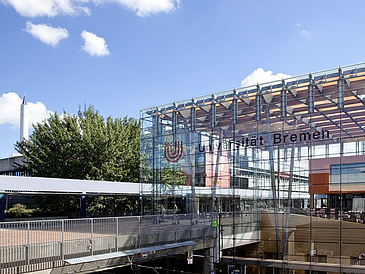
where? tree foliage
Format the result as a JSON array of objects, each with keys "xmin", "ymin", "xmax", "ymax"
[
  {"xmin": 15, "ymin": 106, "xmax": 140, "ymax": 216},
  {"xmin": 15, "ymin": 106, "xmax": 140, "ymax": 182},
  {"xmin": 6, "ymin": 204, "xmax": 33, "ymax": 218},
  {"xmin": 160, "ymin": 167, "xmax": 188, "ymax": 187}
]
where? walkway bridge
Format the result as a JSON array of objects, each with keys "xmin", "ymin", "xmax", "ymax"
[
  {"xmin": 0, "ymin": 176, "xmax": 261, "ymax": 273},
  {"xmin": 0, "ymin": 212, "xmax": 260, "ymax": 274}
]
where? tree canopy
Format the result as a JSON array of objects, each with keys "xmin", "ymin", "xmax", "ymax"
[
  {"xmin": 14, "ymin": 106, "xmax": 140, "ymax": 217},
  {"xmin": 15, "ymin": 106, "xmax": 140, "ymax": 182}
]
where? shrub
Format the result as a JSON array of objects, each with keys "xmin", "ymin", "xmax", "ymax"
[{"xmin": 6, "ymin": 204, "xmax": 32, "ymax": 218}]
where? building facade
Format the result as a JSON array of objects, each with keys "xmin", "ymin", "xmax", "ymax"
[{"xmin": 140, "ymin": 63, "xmax": 365, "ymax": 273}]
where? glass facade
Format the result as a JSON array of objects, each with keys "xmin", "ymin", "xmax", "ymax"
[{"xmin": 140, "ymin": 63, "xmax": 365, "ymax": 272}]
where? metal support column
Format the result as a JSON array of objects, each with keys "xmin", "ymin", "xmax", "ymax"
[
  {"xmin": 255, "ymin": 89, "xmax": 262, "ymax": 121},
  {"xmin": 172, "ymin": 110, "xmax": 177, "ymax": 142},
  {"xmin": 282, "ymin": 131, "xmax": 296, "ymax": 261},
  {"xmin": 338, "ymin": 69, "xmax": 344, "ymax": 110},
  {"xmin": 281, "ymin": 82, "xmax": 287, "ymax": 118},
  {"xmin": 232, "ymin": 94, "xmax": 238, "ymax": 126},
  {"xmin": 265, "ymin": 104, "xmax": 281, "ymax": 259},
  {"xmin": 184, "ymin": 120, "xmax": 197, "ymax": 214},
  {"xmin": 211, "ymin": 128, "xmax": 224, "ymax": 213},
  {"xmin": 190, "ymin": 105, "xmax": 196, "ymax": 131},
  {"xmin": 80, "ymin": 195, "xmax": 87, "ymax": 218},
  {"xmin": 210, "ymin": 98, "xmax": 216, "ymax": 128},
  {"xmin": 152, "ymin": 112, "xmax": 160, "ymax": 215},
  {"xmin": 308, "ymin": 76, "xmax": 314, "ymax": 114},
  {"xmin": 0, "ymin": 194, "xmax": 5, "ymax": 222},
  {"xmin": 338, "ymin": 70, "xmax": 344, "ymax": 266},
  {"xmin": 138, "ymin": 196, "xmax": 144, "ymax": 215}
]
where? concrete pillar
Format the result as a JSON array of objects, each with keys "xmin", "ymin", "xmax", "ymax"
[
  {"xmin": 166, "ymin": 257, "xmax": 170, "ymax": 274},
  {"xmin": 80, "ymin": 195, "xmax": 87, "ymax": 218},
  {"xmin": 202, "ymin": 248, "xmax": 214, "ymax": 274},
  {"xmin": 0, "ymin": 194, "xmax": 5, "ymax": 222},
  {"xmin": 135, "ymin": 264, "xmax": 142, "ymax": 274}
]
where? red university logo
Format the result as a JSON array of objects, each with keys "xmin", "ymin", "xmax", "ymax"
[{"xmin": 164, "ymin": 141, "xmax": 183, "ymax": 163}]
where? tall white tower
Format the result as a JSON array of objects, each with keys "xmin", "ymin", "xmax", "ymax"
[{"xmin": 20, "ymin": 94, "xmax": 29, "ymax": 141}]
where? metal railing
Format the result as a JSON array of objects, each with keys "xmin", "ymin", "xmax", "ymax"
[{"xmin": 0, "ymin": 213, "xmax": 218, "ymax": 274}]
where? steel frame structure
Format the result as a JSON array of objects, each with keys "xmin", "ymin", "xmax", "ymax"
[{"xmin": 140, "ymin": 62, "xmax": 365, "ymax": 272}]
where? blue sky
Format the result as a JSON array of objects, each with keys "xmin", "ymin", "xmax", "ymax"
[{"xmin": 1, "ymin": 0, "xmax": 365, "ymax": 158}]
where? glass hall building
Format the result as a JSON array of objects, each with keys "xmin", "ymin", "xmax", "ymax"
[{"xmin": 140, "ymin": 63, "xmax": 365, "ymax": 273}]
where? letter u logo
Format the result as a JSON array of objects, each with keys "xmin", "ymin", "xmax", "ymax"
[{"xmin": 164, "ymin": 141, "xmax": 183, "ymax": 163}]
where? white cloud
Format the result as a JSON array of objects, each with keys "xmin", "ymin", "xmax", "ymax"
[
  {"xmin": 301, "ymin": 29, "xmax": 311, "ymax": 38},
  {"xmin": 1, "ymin": 0, "xmax": 179, "ymax": 17},
  {"xmin": 81, "ymin": 30, "xmax": 110, "ymax": 57},
  {"xmin": 241, "ymin": 68, "xmax": 292, "ymax": 88},
  {"xmin": 24, "ymin": 21, "xmax": 69, "ymax": 47},
  {"xmin": 0, "ymin": 92, "xmax": 53, "ymax": 130},
  {"xmin": 93, "ymin": 0, "xmax": 179, "ymax": 17},
  {"xmin": 28, "ymin": 101, "xmax": 54, "ymax": 126},
  {"xmin": 0, "ymin": 0, "xmax": 90, "ymax": 17},
  {"xmin": 295, "ymin": 23, "xmax": 311, "ymax": 38}
]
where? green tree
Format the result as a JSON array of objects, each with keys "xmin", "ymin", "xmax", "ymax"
[
  {"xmin": 16, "ymin": 106, "xmax": 139, "ymax": 182},
  {"xmin": 160, "ymin": 167, "xmax": 188, "ymax": 187},
  {"xmin": 15, "ymin": 105, "xmax": 140, "ymax": 216}
]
